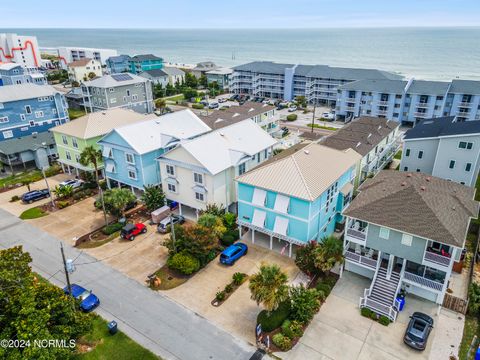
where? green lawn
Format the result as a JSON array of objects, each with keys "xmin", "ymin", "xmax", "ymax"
[
  {"xmin": 75, "ymin": 316, "xmax": 159, "ymax": 360},
  {"xmin": 394, "ymin": 150, "xmax": 402, "ymax": 160},
  {"xmin": 0, "ymin": 165, "xmax": 61, "ymax": 189},
  {"xmin": 69, "ymin": 108, "xmax": 87, "ymax": 120},
  {"xmin": 19, "ymin": 207, "xmax": 47, "ymax": 220},
  {"xmin": 459, "ymin": 315, "xmax": 478, "ymax": 360},
  {"xmin": 308, "ymin": 123, "xmax": 338, "ymax": 131},
  {"xmin": 162, "ymin": 94, "xmax": 185, "ymax": 104}
]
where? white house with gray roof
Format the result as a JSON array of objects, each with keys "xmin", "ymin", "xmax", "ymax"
[
  {"xmin": 230, "ymin": 61, "xmax": 401, "ymax": 106},
  {"xmin": 81, "ymin": 73, "xmax": 154, "ymax": 114},
  {"xmin": 400, "ymin": 116, "xmax": 480, "ymax": 187},
  {"xmin": 336, "ymin": 78, "xmax": 480, "ymax": 125}
]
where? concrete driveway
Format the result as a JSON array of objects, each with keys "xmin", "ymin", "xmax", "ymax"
[
  {"xmin": 29, "ymin": 197, "xmax": 111, "ymax": 246},
  {"xmin": 0, "ymin": 173, "xmax": 70, "ymax": 216},
  {"xmin": 282, "ymin": 271, "xmax": 464, "ymax": 360},
  {"xmin": 85, "ymin": 221, "xmax": 169, "ymax": 283},
  {"xmin": 165, "ymin": 242, "xmax": 301, "ymax": 345}
]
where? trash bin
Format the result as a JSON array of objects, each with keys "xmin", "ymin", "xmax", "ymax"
[
  {"xmin": 475, "ymin": 345, "xmax": 480, "ymax": 360},
  {"xmin": 396, "ymin": 296, "xmax": 405, "ymax": 311},
  {"xmin": 107, "ymin": 320, "xmax": 118, "ymax": 335}
]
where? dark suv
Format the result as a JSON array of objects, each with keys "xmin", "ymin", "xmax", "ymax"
[{"xmin": 21, "ymin": 189, "xmax": 50, "ymax": 203}]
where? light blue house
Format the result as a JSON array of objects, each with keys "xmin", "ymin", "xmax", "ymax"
[
  {"xmin": 106, "ymin": 55, "xmax": 131, "ymax": 74},
  {"xmin": 98, "ymin": 109, "xmax": 211, "ymax": 194},
  {"xmin": 0, "ymin": 83, "xmax": 69, "ymax": 169},
  {"xmin": 236, "ymin": 143, "xmax": 361, "ymax": 257},
  {"xmin": 0, "ymin": 63, "xmax": 47, "ymax": 86},
  {"xmin": 128, "ymin": 54, "xmax": 163, "ymax": 74}
]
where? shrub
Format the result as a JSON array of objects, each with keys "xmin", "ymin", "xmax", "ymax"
[
  {"xmin": 370, "ymin": 311, "xmax": 378, "ymax": 320},
  {"xmin": 84, "ymin": 189, "xmax": 92, "ymax": 196},
  {"xmin": 207, "ymin": 250, "xmax": 217, "ymax": 262},
  {"xmin": 315, "ymin": 283, "xmax": 332, "ymax": 297},
  {"xmin": 82, "ymin": 181, "xmax": 97, "ymax": 190},
  {"xmin": 10, "ymin": 195, "xmax": 20, "ymax": 202},
  {"xmin": 167, "ymin": 250, "xmax": 200, "ymax": 275},
  {"xmin": 468, "ymin": 283, "xmax": 480, "ymax": 316},
  {"xmin": 216, "ymin": 291, "xmax": 225, "ymax": 301},
  {"xmin": 72, "ymin": 192, "xmax": 84, "ymax": 201},
  {"xmin": 286, "ymin": 114, "xmax": 297, "ymax": 121},
  {"xmin": 57, "ymin": 200, "xmax": 69, "ymax": 209},
  {"xmin": 272, "ymin": 333, "xmax": 292, "ymax": 351},
  {"xmin": 232, "ymin": 272, "xmax": 246, "ymax": 285},
  {"xmin": 289, "ymin": 285, "xmax": 321, "ymax": 324},
  {"xmin": 281, "ymin": 320, "xmax": 303, "ymax": 339},
  {"xmin": 225, "ymin": 284, "xmax": 233, "ymax": 293},
  {"xmin": 102, "ymin": 222, "xmax": 123, "ymax": 235},
  {"xmin": 223, "ymin": 212, "xmax": 237, "ymax": 230},
  {"xmin": 221, "ymin": 234, "xmax": 235, "ymax": 247},
  {"xmin": 192, "ymin": 103, "xmax": 204, "ymax": 109},
  {"xmin": 378, "ymin": 315, "xmax": 390, "ymax": 326},
  {"xmin": 322, "ymin": 275, "xmax": 337, "ymax": 289},
  {"xmin": 360, "ymin": 307, "xmax": 373, "ymax": 318},
  {"xmin": 257, "ymin": 301, "xmax": 291, "ymax": 332}
]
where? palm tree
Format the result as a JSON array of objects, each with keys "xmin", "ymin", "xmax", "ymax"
[
  {"xmin": 155, "ymin": 98, "xmax": 167, "ymax": 114},
  {"xmin": 249, "ymin": 263, "xmax": 289, "ymax": 314},
  {"xmin": 107, "ymin": 188, "xmax": 136, "ymax": 219},
  {"xmin": 314, "ymin": 236, "xmax": 344, "ymax": 274},
  {"xmin": 79, "ymin": 146, "xmax": 107, "ymax": 225}
]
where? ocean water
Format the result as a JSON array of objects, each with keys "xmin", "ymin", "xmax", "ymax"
[{"xmin": 3, "ymin": 28, "xmax": 480, "ymax": 81}]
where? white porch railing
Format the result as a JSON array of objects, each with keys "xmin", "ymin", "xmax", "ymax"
[
  {"xmin": 403, "ymin": 271, "xmax": 443, "ymax": 291},
  {"xmin": 359, "ymin": 289, "xmax": 398, "ymax": 322},
  {"xmin": 345, "ymin": 227, "xmax": 367, "ymax": 241},
  {"xmin": 344, "ymin": 250, "xmax": 377, "ymax": 269},
  {"xmin": 238, "ymin": 220, "xmax": 305, "ymax": 246},
  {"xmin": 423, "ymin": 250, "xmax": 451, "ymax": 267}
]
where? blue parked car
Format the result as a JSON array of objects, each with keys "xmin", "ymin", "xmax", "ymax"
[
  {"xmin": 220, "ymin": 243, "xmax": 248, "ymax": 265},
  {"xmin": 21, "ymin": 189, "xmax": 50, "ymax": 204},
  {"xmin": 64, "ymin": 284, "xmax": 100, "ymax": 312}
]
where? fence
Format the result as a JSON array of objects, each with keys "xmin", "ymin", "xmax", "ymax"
[{"xmin": 443, "ymin": 293, "xmax": 469, "ymax": 315}]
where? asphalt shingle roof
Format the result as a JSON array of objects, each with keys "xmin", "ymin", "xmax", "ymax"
[
  {"xmin": 404, "ymin": 116, "xmax": 480, "ymax": 140},
  {"xmin": 449, "ymin": 79, "xmax": 480, "ymax": 95},
  {"xmin": 407, "ymin": 80, "xmax": 450, "ymax": 95},
  {"xmin": 131, "ymin": 54, "xmax": 163, "ymax": 62},
  {"xmin": 338, "ymin": 79, "xmax": 408, "ymax": 93},
  {"xmin": 343, "ymin": 171, "xmax": 479, "ymax": 248},
  {"xmin": 321, "ymin": 117, "xmax": 399, "ymax": 156}
]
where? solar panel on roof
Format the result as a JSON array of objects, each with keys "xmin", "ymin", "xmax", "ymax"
[{"xmin": 111, "ymin": 73, "xmax": 133, "ymax": 81}]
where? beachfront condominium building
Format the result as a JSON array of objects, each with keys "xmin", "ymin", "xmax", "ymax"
[
  {"xmin": 51, "ymin": 108, "xmax": 149, "ymax": 177},
  {"xmin": 236, "ymin": 143, "xmax": 361, "ymax": 257},
  {"xmin": 0, "ymin": 84, "xmax": 69, "ymax": 170},
  {"xmin": 206, "ymin": 68, "xmax": 233, "ymax": 90},
  {"xmin": 343, "ymin": 171, "xmax": 478, "ymax": 320},
  {"xmin": 158, "ymin": 120, "xmax": 276, "ymax": 217},
  {"xmin": 321, "ymin": 116, "xmax": 401, "ymax": 187},
  {"xmin": 99, "ymin": 109, "xmax": 211, "ymax": 194},
  {"xmin": 0, "ymin": 63, "xmax": 46, "ymax": 86},
  {"xmin": 56, "ymin": 46, "xmax": 118, "ymax": 69},
  {"xmin": 230, "ymin": 61, "xmax": 401, "ymax": 106},
  {"xmin": 400, "ymin": 116, "xmax": 480, "ymax": 187},
  {"xmin": 81, "ymin": 73, "xmax": 154, "ymax": 114},
  {"xmin": 0, "ymin": 33, "xmax": 41, "ymax": 68},
  {"xmin": 336, "ymin": 79, "xmax": 480, "ymax": 125},
  {"xmin": 67, "ymin": 58, "xmax": 103, "ymax": 83},
  {"xmin": 198, "ymin": 101, "xmax": 279, "ymax": 135}
]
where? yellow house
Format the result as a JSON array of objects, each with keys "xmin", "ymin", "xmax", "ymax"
[{"xmin": 67, "ymin": 58, "xmax": 102, "ymax": 83}]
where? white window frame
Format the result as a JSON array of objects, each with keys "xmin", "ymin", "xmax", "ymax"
[
  {"xmin": 25, "ymin": 105, "xmax": 32, "ymax": 114},
  {"xmin": 193, "ymin": 172, "xmax": 203, "ymax": 185},
  {"xmin": 34, "ymin": 111, "xmax": 44, "ymax": 118},
  {"xmin": 195, "ymin": 192, "xmax": 205, "ymax": 202},
  {"xmin": 109, "ymin": 88, "xmax": 115, "ymax": 93},
  {"xmin": 72, "ymin": 138, "xmax": 78, "ymax": 148},
  {"xmin": 75, "ymin": 154, "xmax": 80, "ymax": 163},
  {"xmin": 449, "ymin": 160, "xmax": 456, "ymax": 169},
  {"xmin": 125, "ymin": 152, "xmax": 135, "ymax": 165},
  {"xmin": 20, "ymin": 114, "xmax": 26, "ymax": 121},
  {"xmin": 62, "ymin": 135, "xmax": 68, "ymax": 145},
  {"xmin": 128, "ymin": 170, "xmax": 137, "ymax": 180},
  {"xmin": 466, "ymin": 163, "xmax": 472, "ymax": 172},
  {"xmin": 65, "ymin": 151, "xmax": 72, "ymax": 161},
  {"xmin": 2, "ymin": 130, "xmax": 13, "ymax": 139},
  {"xmin": 167, "ymin": 183, "xmax": 176, "ymax": 193},
  {"xmin": 166, "ymin": 164, "xmax": 175, "ymax": 176},
  {"xmin": 401, "ymin": 234, "xmax": 413, "ymax": 246},
  {"xmin": 0, "ymin": 116, "xmax": 8, "ymax": 123},
  {"xmin": 379, "ymin": 227, "xmax": 390, "ymax": 239}
]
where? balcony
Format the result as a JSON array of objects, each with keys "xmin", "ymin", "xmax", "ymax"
[
  {"xmin": 344, "ymin": 106, "xmax": 356, "ymax": 111},
  {"xmin": 414, "ymin": 112, "xmax": 428, "ymax": 118},
  {"xmin": 423, "ymin": 242, "xmax": 452, "ymax": 268},
  {"xmin": 345, "ymin": 220, "xmax": 368, "ymax": 242},
  {"xmin": 344, "ymin": 242, "xmax": 378, "ymax": 269},
  {"xmin": 346, "ymin": 97, "xmax": 356, "ymax": 102},
  {"xmin": 416, "ymin": 102, "xmax": 430, "ymax": 108},
  {"xmin": 377, "ymin": 100, "xmax": 390, "ymax": 106},
  {"xmin": 459, "ymin": 102, "xmax": 472, "ymax": 107},
  {"xmin": 377, "ymin": 109, "xmax": 388, "ymax": 116},
  {"xmin": 403, "ymin": 261, "xmax": 446, "ymax": 292},
  {"xmin": 403, "ymin": 272, "xmax": 443, "ymax": 292}
]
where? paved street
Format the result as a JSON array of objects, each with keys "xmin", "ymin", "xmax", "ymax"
[{"xmin": 0, "ymin": 208, "xmax": 255, "ymax": 360}]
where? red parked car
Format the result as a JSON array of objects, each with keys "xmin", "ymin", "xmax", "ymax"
[{"xmin": 120, "ymin": 223, "xmax": 147, "ymax": 241}]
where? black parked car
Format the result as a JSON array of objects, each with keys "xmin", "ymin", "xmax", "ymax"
[
  {"xmin": 21, "ymin": 189, "xmax": 50, "ymax": 204},
  {"xmin": 403, "ymin": 312, "xmax": 434, "ymax": 350}
]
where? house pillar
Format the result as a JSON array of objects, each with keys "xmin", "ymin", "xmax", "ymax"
[
  {"xmin": 288, "ymin": 243, "xmax": 292, "ymax": 258},
  {"xmin": 75, "ymin": 167, "xmax": 79, "ymax": 177},
  {"xmin": 131, "ymin": 186, "xmax": 135, "ymax": 194},
  {"xmin": 269, "ymin": 235, "xmax": 273, "ymax": 250},
  {"xmin": 195, "ymin": 209, "xmax": 199, "ymax": 220},
  {"xmin": 117, "ymin": 182, "xmax": 121, "ymax": 188},
  {"xmin": 339, "ymin": 263, "xmax": 344, "ymax": 278},
  {"xmin": 178, "ymin": 203, "xmax": 183, "ymax": 215},
  {"xmin": 386, "ymin": 254, "xmax": 394, "ymax": 280},
  {"xmin": 106, "ymin": 177, "xmax": 111, "ymax": 189},
  {"xmin": 60, "ymin": 162, "xmax": 65, "ymax": 173},
  {"xmin": 252, "ymin": 229, "xmax": 255, "ymax": 244},
  {"xmin": 238, "ymin": 226, "xmax": 242, "ymax": 239}
]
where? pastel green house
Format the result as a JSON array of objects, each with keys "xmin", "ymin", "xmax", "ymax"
[{"xmin": 51, "ymin": 108, "xmax": 150, "ymax": 176}]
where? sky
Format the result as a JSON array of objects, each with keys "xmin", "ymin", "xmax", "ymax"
[{"xmin": 1, "ymin": 0, "xmax": 480, "ymax": 28}]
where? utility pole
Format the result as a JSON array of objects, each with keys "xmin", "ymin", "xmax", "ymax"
[
  {"xmin": 170, "ymin": 214, "xmax": 176, "ymax": 253},
  {"xmin": 311, "ymin": 102, "xmax": 316, "ymax": 133},
  {"xmin": 42, "ymin": 166, "xmax": 55, "ymax": 208},
  {"xmin": 60, "ymin": 243, "xmax": 72, "ymax": 297}
]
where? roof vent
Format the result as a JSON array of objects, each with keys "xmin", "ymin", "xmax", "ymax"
[
  {"xmin": 356, "ymin": 142, "xmax": 361, "ymax": 148},
  {"xmin": 248, "ymin": 108, "xmax": 254, "ymax": 112},
  {"xmin": 420, "ymin": 186, "xmax": 426, "ymax": 191},
  {"xmin": 401, "ymin": 182, "xmax": 407, "ymax": 186},
  {"xmin": 367, "ymin": 133, "xmax": 372, "ymax": 139},
  {"xmin": 304, "ymin": 150, "xmax": 310, "ymax": 155},
  {"xmin": 407, "ymin": 173, "xmax": 412, "ymax": 178},
  {"xmin": 232, "ymin": 113, "xmax": 240, "ymax": 117},
  {"xmin": 101, "ymin": 111, "xmax": 106, "ymax": 115},
  {"xmin": 377, "ymin": 125, "xmax": 382, "ymax": 130},
  {"xmin": 219, "ymin": 132, "xmax": 225, "ymax": 136},
  {"xmin": 425, "ymin": 177, "xmax": 431, "ymax": 182},
  {"xmin": 452, "ymin": 206, "xmax": 456, "ymax": 211}
]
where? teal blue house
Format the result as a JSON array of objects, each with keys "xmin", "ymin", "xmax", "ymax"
[
  {"xmin": 98, "ymin": 109, "xmax": 211, "ymax": 193},
  {"xmin": 128, "ymin": 54, "xmax": 163, "ymax": 74},
  {"xmin": 236, "ymin": 144, "xmax": 361, "ymax": 257}
]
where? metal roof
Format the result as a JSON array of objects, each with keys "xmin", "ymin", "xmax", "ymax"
[
  {"xmin": 0, "ymin": 83, "xmax": 59, "ymax": 102},
  {"xmin": 237, "ymin": 143, "xmax": 361, "ymax": 201}
]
